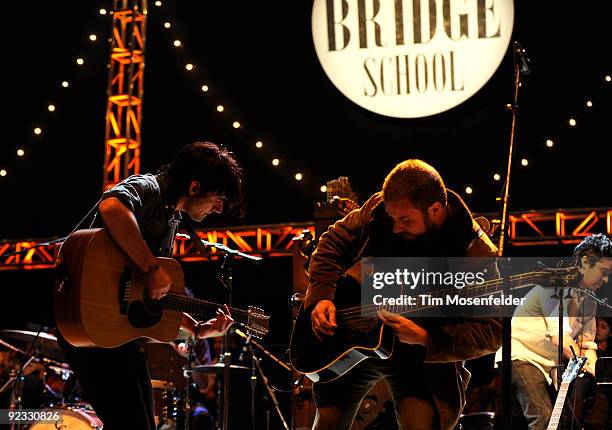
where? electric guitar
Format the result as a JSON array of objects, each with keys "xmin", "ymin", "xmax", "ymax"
[
  {"xmin": 546, "ymin": 356, "xmax": 588, "ymax": 430},
  {"xmin": 55, "ymin": 228, "xmax": 270, "ymax": 348},
  {"xmin": 290, "ymin": 266, "xmax": 579, "ymax": 382}
]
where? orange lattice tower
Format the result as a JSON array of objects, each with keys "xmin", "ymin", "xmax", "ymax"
[{"xmin": 103, "ymin": 0, "xmax": 147, "ymax": 190}]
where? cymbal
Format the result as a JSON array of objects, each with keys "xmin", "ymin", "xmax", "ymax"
[
  {"xmin": 0, "ymin": 329, "xmax": 64, "ymax": 361},
  {"xmin": 192, "ymin": 363, "xmax": 250, "ymax": 374}
]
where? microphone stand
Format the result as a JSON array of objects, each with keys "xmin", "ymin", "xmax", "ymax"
[
  {"xmin": 177, "ymin": 231, "xmax": 262, "ymax": 430},
  {"xmin": 235, "ymin": 328, "xmax": 291, "ymax": 430},
  {"xmin": 498, "ymin": 40, "xmax": 532, "ymax": 430}
]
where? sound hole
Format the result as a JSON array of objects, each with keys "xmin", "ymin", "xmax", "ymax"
[{"xmin": 127, "ymin": 299, "xmax": 164, "ymax": 328}]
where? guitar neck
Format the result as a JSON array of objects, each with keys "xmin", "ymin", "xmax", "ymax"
[
  {"xmin": 387, "ymin": 271, "xmax": 549, "ymax": 316},
  {"xmin": 547, "ymin": 381, "xmax": 571, "ymax": 430},
  {"xmin": 161, "ymin": 293, "xmax": 249, "ymax": 325}
]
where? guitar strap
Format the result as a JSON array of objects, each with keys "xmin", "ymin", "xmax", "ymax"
[{"xmin": 181, "ymin": 216, "xmax": 213, "ymax": 260}]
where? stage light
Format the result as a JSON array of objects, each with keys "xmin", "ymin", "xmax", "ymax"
[
  {"xmin": 0, "ymin": 170, "xmax": 6, "ymax": 177},
  {"xmin": 48, "ymin": 105, "xmax": 56, "ymax": 112},
  {"xmin": 493, "ymin": 173, "xmax": 501, "ymax": 181},
  {"xmin": 255, "ymin": 141, "xmax": 263, "ymax": 148},
  {"xmin": 272, "ymin": 158, "xmax": 280, "ymax": 166},
  {"xmin": 295, "ymin": 173, "xmax": 303, "ymax": 181},
  {"xmin": 61, "ymin": 81, "xmax": 69, "ymax": 88},
  {"xmin": 173, "ymin": 40, "xmax": 182, "ymax": 47},
  {"xmin": 586, "ymin": 100, "xmax": 593, "ymax": 107},
  {"xmin": 155, "ymin": 1, "xmax": 162, "ymax": 6},
  {"xmin": 89, "ymin": 34, "xmax": 97, "ymax": 42},
  {"xmin": 521, "ymin": 158, "xmax": 529, "ymax": 166},
  {"xmin": 76, "ymin": 58, "xmax": 84, "ymax": 66},
  {"xmin": 465, "ymin": 186, "xmax": 473, "ymax": 195},
  {"xmin": 546, "ymin": 139, "xmax": 554, "ymax": 147},
  {"xmin": 606, "ymin": 75, "xmax": 611, "ymax": 83},
  {"xmin": 185, "ymin": 63, "xmax": 194, "ymax": 71},
  {"xmin": 320, "ymin": 185, "xmax": 327, "ymax": 193},
  {"xmin": 34, "ymin": 127, "xmax": 42, "ymax": 135},
  {"xmin": 216, "ymin": 105, "xmax": 224, "ymax": 112},
  {"xmin": 164, "ymin": 22, "xmax": 171, "ymax": 29},
  {"xmin": 17, "ymin": 149, "xmax": 24, "ymax": 157},
  {"xmin": 569, "ymin": 118, "xmax": 577, "ymax": 126},
  {"xmin": 201, "ymin": 85, "xmax": 209, "ymax": 92},
  {"xmin": 99, "ymin": 9, "xmax": 107, "ymax": 15}
]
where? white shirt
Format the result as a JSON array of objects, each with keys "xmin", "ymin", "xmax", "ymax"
[{"xmin": 494, "ymin": 285, "xmax": 597, "ymax": 384}]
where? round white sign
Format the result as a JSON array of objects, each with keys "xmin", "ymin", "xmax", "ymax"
[{"xmin": 312, "ymin": 0, "xmax": 514, "ymax": 118}]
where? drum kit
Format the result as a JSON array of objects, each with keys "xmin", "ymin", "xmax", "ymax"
[
  {"xmin": 0, "ymin": 328, "xmax": 259, "ymax": 430},
  {"xmin": 0, "ymin": 328, "xmax": 102, "ymax": 429}
]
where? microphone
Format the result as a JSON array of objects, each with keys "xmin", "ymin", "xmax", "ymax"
[
  {"xmin": 239, "ymin": 334, "xmax": 252, "ymax": 362},
  {"xmin": 514, "ymin": 41, "xmax": 532, "ymax": 75}
]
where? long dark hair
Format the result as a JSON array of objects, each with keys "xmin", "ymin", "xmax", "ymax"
[{"xmin": 159, "ymin": 142, "xmax": 245, "ymax": 217}]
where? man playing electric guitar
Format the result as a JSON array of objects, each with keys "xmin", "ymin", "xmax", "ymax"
[
  {"xmin": 56, "ymin": 142, "xmax": 244, "ymax": 430},
  {"xmin": 305, "ymin": 160, "xmax": 502, "ymax": 430}
]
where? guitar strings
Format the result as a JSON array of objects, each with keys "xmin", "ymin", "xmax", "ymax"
[{"xmin": 330, "ymin": 271, "xmax": 553, "ymax": 326}]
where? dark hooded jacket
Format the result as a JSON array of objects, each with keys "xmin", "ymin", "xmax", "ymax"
[{"xmin": 305, "ymin": 189, "xmax": 502, "ymax": 430}]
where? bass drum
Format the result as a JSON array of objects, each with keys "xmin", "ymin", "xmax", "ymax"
[{"xmin": 28, "ymin": 405, "xmax": 103, "ymax": 429}]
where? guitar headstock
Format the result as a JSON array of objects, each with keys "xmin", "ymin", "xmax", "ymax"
[
  {"xmin": 543, "ymin": 266, "xmax": 581, "ymax": 288},
  {"xmin": 561, "ymin": 356, "xmax": 588, "ymax": 383},
  {"xmin": 244, "ymin": 305, "xmax": 270, "ymax": 339}
]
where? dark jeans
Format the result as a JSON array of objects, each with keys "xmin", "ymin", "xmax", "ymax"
[
  {"xmin": 57, "ymin": 333, "xmax": 156, "ymax": 430},
  {"xmin": 312, "ymin": 344, "xmax": 438, "ymax": 430},
  {"xmin": 512, "ymin": 361, "xmax": 554, "ymax": 430},
  {"xmin": 512, "ymin": 360, "xmax": 598, "ymax": 430}
]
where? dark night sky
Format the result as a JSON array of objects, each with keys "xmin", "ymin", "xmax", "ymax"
[{"xmin": 2, "ymin": 1, "xmax": 611, "ymax": 240}]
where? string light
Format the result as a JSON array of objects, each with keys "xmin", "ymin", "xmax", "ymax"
[
  {"xmin": 465, "ymin": 186, "xmax": 473, "ymax": 195},
  {"xmin": 232, "ymin": 121, "xmax": 241, "ymax": 129},
  {"xmin": 185, "ymin": 63, "xmax": 194, "ymax": 71},
  {"xmin": 216, "ymin": 105, "xmax": 224, "ymax": 112},
  {"xmin": 0, "ymin": 170, "xmax": 6, "ymax": 177},
  {"xmin": 255, "ymin": 141, "xmax": 263, "ymax": 148},
  {"xmin": 17, "ymin": 149, "xmax": 25, "ymax": 157},
  {"xmin": 201, "ymin": 85, "xmax": 209, "ymax": 92},
  {"xmin": 34, "ymin": 127, "xmax": 42, "ymax": 135},
  {"xmin": 521, "ymin": 158, "xmax": 529, "ymax": 166},
  {"xmin": 320, "ymin": 185, "xmax": 327, "ymax": 193},
  {"xmin": 89, "ymin": 34, "xmax": 97, "ymax": 42},
  {"xmin": 568, "ymin": 118, "xmax": 577, "ymax": 127},
  {"xmin": 295, "ymin": 173, "xmax": 303, "ymax": 181},
  {"xmin": 48, "ymin": 104, "xmax": 56, "ymax": 112},
  {"xmin": 272, "ymin": 158, "xmax": 280, "ymax": 166},
  {"xmin": 61, "ymin": 81, "xmax": 69, "ymax": 88},
  {"xmin": 173, "ymin": 40, "xmax": 182, "ymax": 47},
  {"xmin": 99, "ymin": 9, "xmax": 107, "ymax": 15},
  {"xmin": 546, "ymin": 139, "xmax": 554, "ymax": 147},
  {"xmin": 586, "ymin": 100, "xmax": 593, "ymax": 108},
  {"xmin": 76, "ymin": 58, "xmax": 84, "ymax": 66},
  {"xmin": 164, "ymin": 22, "xmax": 171, "ymax": 29},
  {"xmin": 493, "ymin": 173, "xmax": 501, "ymax": 181}
]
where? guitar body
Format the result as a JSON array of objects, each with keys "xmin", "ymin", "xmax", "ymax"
[
  {"xmin": 289, "ymin": 277, "xmax": 396, "ymax": 383},
  {"xmin": 55, "ymin": 229, "xmax": 184, "ymax": 348}
]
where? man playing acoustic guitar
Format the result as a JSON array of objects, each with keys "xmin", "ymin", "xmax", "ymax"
[
  {"xmin": 56, "ymin": 142, "xmax": 244, "ymax": 429},
  {"xmin": 305, "ymin": 160, "xmax": 502, "ymax": 430}
]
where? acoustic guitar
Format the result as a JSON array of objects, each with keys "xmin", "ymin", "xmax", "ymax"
[
  {"xmin": 55, "ymin": 228, "xmax": 269, "ymax": 348},
  {"xmin": 290, "ymin": 266, "xmax": 579, "ymax": 383}
]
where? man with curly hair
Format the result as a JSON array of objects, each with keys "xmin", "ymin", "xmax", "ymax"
[{"xmin": 495, "ymin": 233, "xmax": 612, "ymax": 430}]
